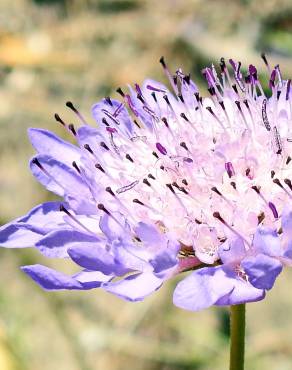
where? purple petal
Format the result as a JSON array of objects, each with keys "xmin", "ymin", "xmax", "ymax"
[
  {"xmin": 103, "ymin": 272, "xmax": 163, "ymax": 301},
  {"xmin": 68, "ymin": 242, "xmax": 129, "ymax": 275},
  {"xmin": 253, "ymin": 227, "xmax": 282, "ymax": 257},
  {"xmin": 36, "ymin": 230, "xmax": 100, "ymax": 258},
  {"xmin": 218, "ymin": 237, "xmax": 246, "ymax": 265},
  {"xmin": 173, "ymin": 266, "xmax": 235, "ymax": 311},
  {"xmin": 99, "ymin": 213, "xmax": 130, "ymax": 241},
  {"xmin": 134, "ymin": 222, "xmax": 164, "ymax": 245},
  {"xmin": 241, "ymin": 253, "xmax": 282, "ymax": 290},
  {"xmin": 30, "ymin": 154, "xmax": 92, "ymax": 201},
  {"xmin": 215, "ymin": 277, "xmax": 265, "ymax": 306},
  {"xmin": 21, "ymin": 264, "xmax": 84, "ymax": 290},
  {"xmin": 28, "ymin": 128, "xmax": 81, "ymax": 165},
  {"xmin": 0, "ymin": 202, "xmax": 65, "ymax": 248},
  {"xmin": 282, "ymin": 205, "xmax": 292, "ymax": 239},
  {"xmin": 73, "ymin": 270, "xmax": 113, "ymax": 289},
  {"xmin": 150, "ymin": 250, "xmax": 178, "ymax": 274}
]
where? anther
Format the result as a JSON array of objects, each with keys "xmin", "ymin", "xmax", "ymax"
[
  {"xmin": 211, "ymin": 186, "xmax": 222, "ymax": 196},
  {"xmin": 251, "ymin": 185, "xmax": 261, "ymax": 194},
  {"xmin": 60, "ymin": 204, "xmax": 70, "ymax": 215},
  {"xmin": 125, "ymin": 153, "xmax": 134, "ymax": 163},
  {"xmin": 180, "ymin": 112, "xmax": 189, "ymax": 122},
  {"xmin": 161, "ymin": 117, "xmax": 169, "ymax": 127},
  {"xmin": 261, "ymin": 53, "xmax": 269, "ymax": 67},
  {"xmin": 178, "ymin": 94, "xmax": 184, "ymax": 103},
  {"xmin": 32, "ymin": 158, "xmax": 44, "ymax": 169},
  {"xmin": 95, "ymin": 163, "xmax": 105, "ymax": 173},
  {"xmin": 66, "ymin": 101, "xmax": 77, "ymax": 112},
  {"xmin": 152, "ymin": 151, "xmax": 159, "ymax": 159},
  {"xmin": 133, "ymin": 198, "xmax": 144, "ymax": 206},
  {"xmin": 102, "ymin": 118, "xmax": 109, "ymax": 126},
  {"xmin": 54, "ymin": 113, "xmax": 65, "ymax": 126},
  {"xmin": 116, "ymin": 87, "xmax": 125, "ymax": 97},
  {"xmin": 213, "ymin": 211, "xmax": 225, "ymax": 224},
  {"xmin": 163, "ymin": 95, "xmax": 170, "ymax": 105},
  {"xmin": 232, "ymin": 84, "xmax": 238, "ymax": 94},
  {"xmin": 180, "ymin": 142, "xmax": 188, "ymax": 151},
  {"xmin": 100, "ymin": 142, "xmax": 110, "ymax": 150},
  {"xmin": 271, "ymin": 170, "xmax": 275, "ymax": 178},
  {"xmin": 137, "ymin": 94, "xmax": 145, "ymax": 103},
  {"xmin": 286, "ymin": 156, "xmax": 291, "ymax": 165},
  {"xmin": 143, "ymin": 178, "xmax": 151, "ymax": 187},
  {"xmin": 166, "ymin": 183, "xmax": 175, "ymax": 194},
  {"xmin": 230, "ymin": 181, "xmax": 236, "ymax": 189},
  {"xmin": 148, "ymin": 173, "xmax": 156, "ymax": 180},
  {"xmin": 106, "ymin": 187, "xmax": 115, "ymax": 197},
  {"xmin": 284, "ymin": 179, "xmax": 292, "ymax": 191},
  {"xmin": 273, "ymin": 178, "xmax": 284, "ymax": 189},
  {"xmin": 220, "ymin": 57, "xmax": 226, "ymax": 72},
  {"xmin": 159, "ymin": 56, "xmax": 166, "ymax": 68},
  {"xmin": 182, "ymin": 179, "xmax": 188, "ymax": 186},
  {"xmin": 151, "ymin": 92, "xmax": 157, "ymax": 103},
  {"xmin": 68, "ymin": 124, "xmax": 76, "ymax": 136},
  {"xmin": 105, "ymin": 96, "xmax": 113, "ymax": 106},
  {"xmin": 84, "ymin": 144, "xmax": 93, "ymax": 154},
  {"xmin": 97, "ymin": 203, "xmax": 111, "ymax": 215},
  {"xmin": 72, "ymin": 161, "xmax": 80, "ymax": 173},
  {"xmin": 183, "ymin": 74, "xmax": 191, "ymax": 85}
]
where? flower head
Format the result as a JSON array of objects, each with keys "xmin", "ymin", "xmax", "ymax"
[{"xmin": 1, "ymin": 55, "xmax": 292, "ymax": 310}]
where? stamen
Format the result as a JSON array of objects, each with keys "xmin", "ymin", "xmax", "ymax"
[
  {"xmin": 60, "ymin": 204, "xmax": 95, "ymax": 234},
  {"xmin": 66, "ymin": 101, "xmax": 87, "ymax": 125},
  {"xmin": 116, "ymin": 180, "xmax": 139, "ymax": 194},
  {"xmin": 95, "ymin": 163, "xmax": 105, "ymax": 173},
  {"xmin": 54, "ymin": 113, "xmax": 66, "ymax": 126},
  {"xmin": 262, "ymin": 99, "xmax": 271, "ymax": 131},
  {"xmin": 125, "ymin": 154, "xmax": 134, "ymax": 163},
  {"xmin": 68, "ymin": 124, "xmax": 76, "ymax": 136},
  {"xmin": 72, "ymin": 161, "xmax": 81, "ymax": 173}
]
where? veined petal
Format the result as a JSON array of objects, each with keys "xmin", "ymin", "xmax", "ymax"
[
  {"xmin": 252, "ymin": 227, "xmax": 282, "ymax": 257},
  {"xmin": 241, "ymin": 253, "xmax": 283, "ymax": 290},
  {"xmin": 218, "ymin": 237, "xmax": 246, "ymax": 265},
  {"xmin": 21, "ymin": 264, "xmax": 84, "ymax": 290},
  {"xmin": 0, "ymin": 202, "xmax": 65, "ymax": 248},
  {"xmin": 36, "ymin": 229, "xmax": 100, "ymax": 258},
  {"xmin": 103, "ymin": 272, "xmax": 163, "ymax": 301},
  {"xmin": 173, "ymin": 266, "xmax": 235, "ymax": 311},
  {"xmin": 68, "ymin": 242, "xmax": 129, "ymax": 275},
  {"xmin": 28, "ymin": 128, "xmax": 81, "ymax": 165},
  {"xmin": 30, "ymin": 154, "xmax": 91, "ymax": 198}
]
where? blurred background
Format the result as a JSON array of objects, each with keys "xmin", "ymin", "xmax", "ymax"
[{"xmin": 1, "ymin": 0, "xmax": 292, "ymax": 369}]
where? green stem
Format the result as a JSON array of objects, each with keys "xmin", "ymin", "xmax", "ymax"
[{"xmin": 229, "ymin": 304, "xmax": 246, "ymax": 370}]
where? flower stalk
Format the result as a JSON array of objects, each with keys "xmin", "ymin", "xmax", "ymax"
[{"xmin": 229, "ymin": 304, "xmax": 246, "ymax": 370}]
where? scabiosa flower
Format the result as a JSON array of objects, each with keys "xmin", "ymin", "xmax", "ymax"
[{"xmin": 1, "ymin": 55, "xmax": 292, "ymax": 311}]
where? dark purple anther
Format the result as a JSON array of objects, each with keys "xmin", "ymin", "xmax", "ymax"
[
  {"xmin": 202, "ymin": 68, "xmax": 215, "ymax": 88},
  {"xmin": 113, "ymin": 102, "xmax": 124, "ymax": 117},
  {"xmin": 125, "ymin": 94, "xmax": 139, "ymax": 116},
  {"xmin": 135, "ymin": 83, "xmax": 142, "ymax": 96},
  {"xmin": 269, "ymin": 69, "xmax": 276, "ymax": 89},
  {"xmin": 268, "ymin": 202, "xmax": 278, "ymax": 219},
  {"xmin": 225, "ymin": 162, "xmax": 235, "ymax": 178},
  {"xmin": 249, "ymin": 64, "xmax": 258, "ymax": 84},
  {"xmin": 229, "ymin": 59, "xmax": 237, "ymax": 71},
  {"xmin": 146, "ymin": 84, "xmax": 166, "ymax": 93},
  {"xmin": 106, "ymin": 127, "xmax": 117, "ymax": 134},
  {"xmin": 156, "ymin": 142, "xmax": 167, "ymax": 155},
  {"xmin": 286, "ymin": 79, "xmax": 291, "ymax": 101}
]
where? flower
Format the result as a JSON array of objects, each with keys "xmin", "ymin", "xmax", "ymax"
[{"xmin": 0, "ymin": 55, "xmax": 292, "ymax": 310}]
